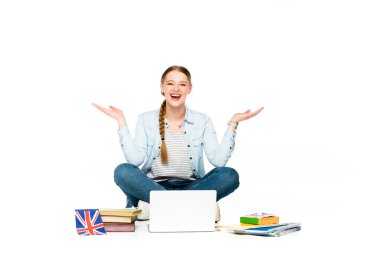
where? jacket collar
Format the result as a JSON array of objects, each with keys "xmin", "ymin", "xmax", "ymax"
[
  {"xmin": 154, "ymin": 105, "xmax": 194, "ymax": 126},
  {"xmin": 184, "ymin": 106, "xmax": 194, "ymax": 124}
]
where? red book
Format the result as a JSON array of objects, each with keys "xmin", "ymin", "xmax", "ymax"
[{"xmin": 104, "ymin": 222, "xmax": 135, "ymax": 232}]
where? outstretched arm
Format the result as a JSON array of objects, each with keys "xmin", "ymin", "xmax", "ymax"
[
  {"xmin": 228, "ymin": 107, "xmax": 264, "ymax": 132},
  {"xmin": 92, "ymin": 103, "xmax": 147, "ymax": 166},
  {"xmin": 203, "ymin": 106, "xmax": 264, "ymax": 167},
  {"xmin": 92, "ymin": 103, "xmax": 127, "ymax": 129}
]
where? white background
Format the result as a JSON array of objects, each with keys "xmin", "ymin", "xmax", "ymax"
[{"xmin": 0, "ymin": 0, "xmax": 379, "ymax": 252}]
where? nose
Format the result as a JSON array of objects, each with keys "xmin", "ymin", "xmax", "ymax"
[{"xmin": 173, "ymin": 84, "xmax": 180, "ymax": 91}]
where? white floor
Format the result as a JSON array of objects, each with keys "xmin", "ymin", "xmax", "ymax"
[
  {"xmin": 3, "ymin": 119, "xmax": 378, "ymax": 252},
  {"xmin": 65, "ymin": 177, "xmax": 378, "ymax": 253},
  {"xmin": 4, "ymin": 151, "xmax": 377, "ymax": 253}
]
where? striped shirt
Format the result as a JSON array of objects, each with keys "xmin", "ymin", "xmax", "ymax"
[{"xmin": 147, "ymin": 126, "xmax": 195, "ymax": 182}]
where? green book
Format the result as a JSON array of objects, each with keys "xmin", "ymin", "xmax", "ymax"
[{"xmin": 240, "ymin": 213, "xmax": 279, "ymax": 225}]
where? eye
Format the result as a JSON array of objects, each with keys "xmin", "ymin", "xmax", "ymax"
[
  {"xmin": 167, "ymin": 83, "xmax": 173, "ymax": 86},
  {"xmin": 180, "ymin": 83, "xmax": 186, "ymax": 86}
]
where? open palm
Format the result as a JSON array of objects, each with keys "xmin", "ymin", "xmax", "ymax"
[
  {"xmin": 92, "ymin": 103, "xmax": 125, "ymax": 122},
  {"xmin": 232, "ymin": 107, "xmax": 264, "ymax": 123}
]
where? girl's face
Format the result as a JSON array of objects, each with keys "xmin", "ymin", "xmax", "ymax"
[{"xmin": 161, "ymin": 70, "xmax": 192, "ymax": 108}]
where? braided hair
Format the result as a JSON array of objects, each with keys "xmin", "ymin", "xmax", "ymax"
[{"xmin": 159, "ymin": 100, "xmax": 168, "ymax": 164}]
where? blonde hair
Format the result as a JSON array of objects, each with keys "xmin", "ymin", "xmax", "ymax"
[{"xmin": 159, "ymin": 65, "xmax": 192, "ymax": 164}]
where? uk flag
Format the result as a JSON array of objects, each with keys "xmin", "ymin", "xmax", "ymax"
[{"xmin": 75, "ymin": 209, "xmax": 106, "ymax": 235}]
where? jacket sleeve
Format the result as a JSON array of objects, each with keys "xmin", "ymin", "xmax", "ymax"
[
  {"xmin": 118, "ymin": 114, "xmax": 147, "ymax": 166},
  {"xmin": 203, "ymin": 116, "xmax": 236, "ymax": 168}
]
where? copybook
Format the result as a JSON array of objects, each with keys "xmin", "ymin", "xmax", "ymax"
[{"xmin": 233, "ymin": 223, "xmax": 301, "ymax": 237}]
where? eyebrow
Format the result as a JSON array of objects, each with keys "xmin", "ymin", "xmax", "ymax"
[{"xmin": 166, "ymin": 80, "xmax": 188, "ymax": 83}]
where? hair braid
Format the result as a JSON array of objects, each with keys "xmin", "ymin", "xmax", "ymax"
[{"xmin": 159, "ymin": 100, "xmax": 168, "ymax": 164}]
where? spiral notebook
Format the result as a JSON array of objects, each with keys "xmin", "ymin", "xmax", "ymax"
[{"xmin": 233, "ymin": 223, "xmax": 301, "ymax": 237}]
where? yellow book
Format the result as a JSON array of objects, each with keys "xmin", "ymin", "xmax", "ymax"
[
  {"xmin": 100, "ymin": 215, "xmax": 137, "ymax": 223},
  {"xmin": 99, "ymin": 208, "xmax": 141, "ymax": 217}
]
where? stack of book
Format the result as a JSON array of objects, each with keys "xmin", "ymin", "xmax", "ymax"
[
  {"xmin": 99, "ymin": 208, "xmax": 142, "ymax": 232},
  {"xmin": 216, "ymin": 212, "xmax": 301, "ymax": 236},
  {"xmin": 233, "ymin": 212, "xmax": 300, "ymax": 236},
  {"xmin": 240, "ymin": 212, "xmax": 280, "ymax": 225}
]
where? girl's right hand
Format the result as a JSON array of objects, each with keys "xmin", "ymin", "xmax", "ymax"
[{"xmin": 92, "ymin": 103, "xmax": 127, "ymax": 129}]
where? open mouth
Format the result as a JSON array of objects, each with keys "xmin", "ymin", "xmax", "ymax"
[{"xmin": 170, "ymin": 94, "xmax": 181, "ymax": 101}]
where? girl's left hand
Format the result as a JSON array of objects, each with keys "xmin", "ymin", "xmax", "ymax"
[{"xmin": 231, "ymin": 107, "xmax": 264, "ymax": 123}]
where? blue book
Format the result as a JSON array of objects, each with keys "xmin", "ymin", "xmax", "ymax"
[{"xmin": 233, "ymin": 223, "xmax": 301, "ymax": 237}]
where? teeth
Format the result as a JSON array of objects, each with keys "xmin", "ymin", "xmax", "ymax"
[{"xmin": 171, "ymin": 94, "xmax": 181, "ymax": 97}]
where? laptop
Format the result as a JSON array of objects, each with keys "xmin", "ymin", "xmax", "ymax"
[{"xmin": 148, "ymin": 190, "xmax": 217, "ymax": 232}]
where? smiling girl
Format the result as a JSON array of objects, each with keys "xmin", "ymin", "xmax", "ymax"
[{"xmin": 92, "ymin": 65, "xmax": 264, "ymax": 221}]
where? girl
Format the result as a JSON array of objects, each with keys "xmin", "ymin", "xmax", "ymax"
[{"xmin": 93, "ymin": 65, "xmax": 264, "ymax": 221}]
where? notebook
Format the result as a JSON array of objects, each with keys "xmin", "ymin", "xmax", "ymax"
[
  {"xmin": 148, "ymin": 190, "xmax": 217, "ymax": 232},
  {"xmin": 233, "ymin": 223, "xmax": 301, "ymax": 236}
]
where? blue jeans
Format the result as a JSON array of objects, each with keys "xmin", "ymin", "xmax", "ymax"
[{"xmin": 114, "ymin": 163, "xmax": 240, "ymax": 207}]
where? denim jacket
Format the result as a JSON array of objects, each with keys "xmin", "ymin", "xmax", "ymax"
[{"xmin": 118, "ymin": 107, "xmax": 236, "ymax": 178}]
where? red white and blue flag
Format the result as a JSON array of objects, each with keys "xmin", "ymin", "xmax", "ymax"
[{"xmin": 75, "ymin": 209, "xmax": 106, "ymax": 235}]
